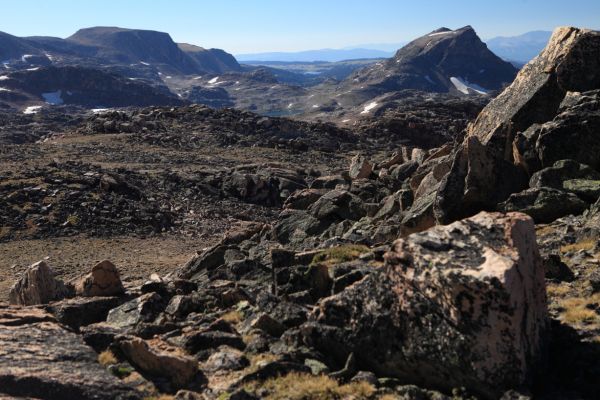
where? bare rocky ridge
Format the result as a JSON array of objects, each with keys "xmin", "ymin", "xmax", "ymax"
[{"xmin": 1, "ymin": 25, "xmax": 600, "ymax": 400}]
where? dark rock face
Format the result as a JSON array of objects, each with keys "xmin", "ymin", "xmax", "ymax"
[
  {"xmin": 536, "ymin": 90, "xmax": 600, "ymax": 169},
  {"xmin": 0, "ymin": 306, "xmax": 140, "ymax": 400},
  {"xmin": 499, "ymin": 187, "xmax": 588, "ymax": 223},
  {"xmin": 305, "ymin": 212, "xmax": 548, "ymax": 399}
]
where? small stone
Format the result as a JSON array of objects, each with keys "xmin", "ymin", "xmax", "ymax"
[
  {"xmin": 349, "ymin": 154, "xmax": 373, "ymax": 180},
  {"xmin": 250, "ymin": 313, "xmax": 286, "ymax": 337}
]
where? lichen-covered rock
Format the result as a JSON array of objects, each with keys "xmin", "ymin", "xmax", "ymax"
[
  {"xmin": 8, "ymin": 261, "xmax": 71, "ymax": 306},
  {"xmin": 74, "ymin": 260, "xmax": 125, "ymax": 297},
  {"xmin": 304, "ymin": 212, "xmax": 548, "ymax": 399},
  {"xmin": 0, "ymin": 305, "xmax": 140, "ymax": 400}
]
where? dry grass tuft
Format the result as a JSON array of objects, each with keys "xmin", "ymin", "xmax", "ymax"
[
  {"xmin": 560, "ymin": 293, "xmax": 600, "ymax": 325},
  {"xmin": 221, "ymin": 310, "xmax": 243, "ymax": 324},
  {"xmin": 560, "ymin": 238, "xmax": 597, "ymax": 254},
  {"xmin": 244, "ymin": 372, "xmax": 375, "ymax": 400},
  {"xmin": 98, "ymin": 350, "xmax": 118, "ymax": 366},
  {"xmin": 547, "ymin": 283, "xmax": 571, "ymax": 298},
  {"xmin": 310, "ymin": 244, "xmax": 370, "ymax": 268}
]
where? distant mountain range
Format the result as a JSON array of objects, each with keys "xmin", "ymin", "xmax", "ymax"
[
  {"xmin": 486, "ymin": 31, "xmax": 552, "ymax": 63},
  {"xmin": 236, "ymin": 31, "xmax": 554, "ymax": 64},
  {"xmin": 236, "ymin": 48, "xmax": 395, "ymax": 63}
]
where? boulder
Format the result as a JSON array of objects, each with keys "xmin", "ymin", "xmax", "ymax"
[
  {"xmin": 536, "ymin": 90, "xmax": 600, "ymax": 169},
  {"xmin": 304, "ymin": 212, "xmax": 548, "ymax": 399},
  {"xmin": 47, "ymin": 296, "xmax": 124, "ymax": 329},
  {"xmin": 118, "ymin": 337, "xmax": 201, "ymax": 389},
  {"xmin": 0, "ymin": 306, "xmax": 140, "ymax": 400},
  {"xmin": 74, "ymin": 260, "xmax": 125, "ymax": 297},
  {"xmin": 499, "ymin": 187, "xmax": 588, "ymax": 223},
  {"xmin": 308, "ymin": 190, "xmax": 367, "ymax": 221},
  {"xmin": 562, "ymin": 179, "xmax": 600, "ymax": 202},
  {"xmin": 106, "ymin": 292, "xmax": 165, "ymax": 329},
  {"xmin": 529, "ymin": 159, "xmax": 600, "ymax": 190},
  {"xmin": 9, "ymin": 261, "xmax": 71, "ymax": 306},
  {"xmin": 348, "ymin": 154, "xmax": 373, "ymax": 180},
  {"xmin": 435, "ymin": 136, "xmax": 528, "ymax": 224}
]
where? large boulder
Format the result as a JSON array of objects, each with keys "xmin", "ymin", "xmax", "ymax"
[
  {"xmin": 9, "ymin": 261, "xmax": 71, "ymax": 306},
  {"xmin": 74, "ymin": 260, "xmax": 125, "ymax": 297},
  {"xmin": 0, "ymin": 305, "xmax": 140, "ymax": 400},
  {"xmin": 467, "ymin": 27, "xmax": 600, "ymax": 159},
  {"xmin": 303, "ymin": 212, "xmax": 548, "ymax": 399}
]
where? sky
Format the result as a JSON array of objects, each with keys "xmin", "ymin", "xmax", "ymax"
[{"xmin": 3, "ymin": 0, "xmax": 600, "ymax": 53}]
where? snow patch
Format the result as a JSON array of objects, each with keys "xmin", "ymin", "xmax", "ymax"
[
  {"xmin": 449, "ymin": 77, "xmax": 488, "ymax": 95},
  {"xmin": 428, "ymin": 30, "xmax": 454, "ymax": 37},
  {"xmin": 425, "ymin": 75, "xmax": 435, "ymax": 84},
  {"xmin": 0, "ymin": 76, "xmax": 8, "ymax": 80},
  {"xmin": 23, "ymin": 106, "xmax": 42, "ymax": 114},
  {"xmin": 140, "ymin": 61, "xmax": 150, "ymax": 66},
  {"xmin": 208, "ymin": 76, "xmax": 219, "ymax": 84},
  {"xmin": 42, "ymin": 90, "xmax": 63, "ymax": 105},
  {"xmin": 26, "ymin": 67, "xmax": 39, "ymax": 71},
  {"xmin": 21, "ymin": 54, "xmax": 34, "ymax": 62},
  {"xmin": 193, "ymin": 76, "xmax": 202, "ymax": 80},
  {"xmin": 92, "ymin": 108, "xmax": 111, "ymax": 114},
  {"xmin": 0, "ymin": 87, "xmax": 12, "ymax": 92},
  {"xmin": 360, "ymin": 101, "xmax": 378, "ymax": 114},
  {"xmin": 287, "ymin": 103, "xmax": 294, "ymax": 109}
]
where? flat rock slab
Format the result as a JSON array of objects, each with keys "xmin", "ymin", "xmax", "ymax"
[{"xmin": 0, "ymin": 305, "xmax": 140, "ymax": 400}]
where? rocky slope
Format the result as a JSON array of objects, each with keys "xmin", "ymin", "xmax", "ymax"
[
  {"xmin": 1, "ymin": 25, "xmax": 600, "ymax": 400},
  {"xmin": 0, "ymin": 66, "xmax": 185, "ymax": 111}
]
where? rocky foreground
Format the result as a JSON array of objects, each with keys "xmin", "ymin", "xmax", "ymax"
[{"xmin": 2, "ymin": 27, "xmax": 600, "ymax": 400}]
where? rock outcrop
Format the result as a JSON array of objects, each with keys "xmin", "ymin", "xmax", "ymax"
[
  {"xmin": 304, "ymin": 212, "xmax": 548, "ymax": 399},
  {"xmin": 0, "ymin": 305, "xmax": 140, "ymax": 400},
  {"xmin": 8, "ymin": 261, "xmax": 70, "ymax": 306},
  {"xmin": 433, "ymin": 27, "xmax": 600, "ymax": 225}
]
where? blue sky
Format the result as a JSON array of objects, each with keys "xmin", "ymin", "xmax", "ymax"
[{"xmin": 3, "ymin": 0, "xmax": 600, "ymax": 53}]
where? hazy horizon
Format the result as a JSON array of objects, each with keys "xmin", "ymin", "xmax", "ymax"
[{"xmin": 3, "ymin": 0, "xmax": 600, "ymax": 53}]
